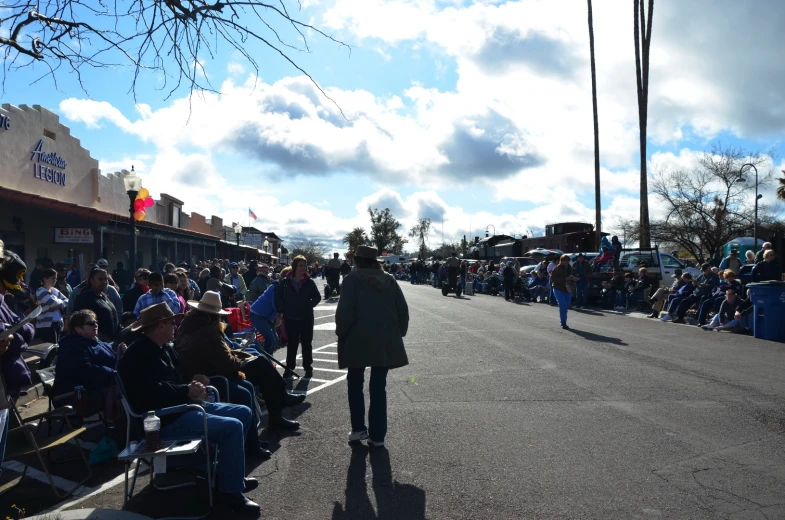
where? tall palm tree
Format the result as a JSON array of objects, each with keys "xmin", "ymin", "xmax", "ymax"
[
  {"xmin": 634, "ymin": 0, "xmax": 654, "ymax": 247},
  {"xmin": 588, "ymin": 0, "xmax": 601, "ymax": 249},
  {"xmin": 777, "ymin": 171, "xmax": 785, "ymax": 201}
]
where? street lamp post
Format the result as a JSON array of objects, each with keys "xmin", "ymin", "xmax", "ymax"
[
  {"xmin": 233, "ymin": 223, "xmax": 242, "ymax": 259},
  {"xmin": 738, "ymin": 163, "xmax": 761, "ymax": 249},
  {"xmin": 123, "ymin": 166, "xmax": 142, "ymax": 276},
  {"xmin": 485, "ymin": 225, "xmax": 495, "ymax": 237},
  {"xmin": 263, "ymin": 239, "xmax": 269, "ymax": 261}
]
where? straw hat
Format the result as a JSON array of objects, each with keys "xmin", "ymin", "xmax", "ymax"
[
  {"xmin": 131, "ymin": 302, "xmax": 183, "ymax": 332},
  {"xmin": 187, "ymin": 290, "xmax": 230, "ymax": 315}
]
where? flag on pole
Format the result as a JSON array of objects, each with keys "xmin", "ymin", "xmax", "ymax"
[{"xmin": 249, "ymin": 208, "xmax": 257, "ymax": 220}]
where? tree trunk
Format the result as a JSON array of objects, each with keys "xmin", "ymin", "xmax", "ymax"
[
  {"xmin": 634, "ymin": 0, "xmax": 654, "ymax": 248},
  {"xmin": 588, "ymin": 0, "xmax": 601, "ymax": 251}
]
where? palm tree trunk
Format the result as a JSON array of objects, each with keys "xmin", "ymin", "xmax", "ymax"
[
  {"xmin": 588, "ymin": 0, "xmax": 601, "ymax": 250},
  {"xmin": 634, "ymin": 0, "xmax": 654, "ymax": 248}
]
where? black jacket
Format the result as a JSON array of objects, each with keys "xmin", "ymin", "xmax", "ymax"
[
  {"xmin": 752, "ymin": 260, "xmax": 782, "ymax": 282},
  {"xmin": 275, "ymin": 275, "xmax": 321, "ymax": 320},
  {"xmin": 118, "ymin": 334, "xmax": 189, "ymax": 418},
  {"xmin": 75, "ymin": 290, "xmax": 119, "ymax": 341},
  {"xmin": 122, "ymin": 283, "xmax": 146, "ymax": 314}
]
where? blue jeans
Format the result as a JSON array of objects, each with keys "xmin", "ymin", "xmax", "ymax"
[
  {"xmin": 347, "ymin": 367, "xmax": 389, "ymax": 442},
  {"xmin": 575, "ymin": 281, "xmax": 588, "ymax": 307},
  {"xmin": 626, "ymin": 291, "xmax": 642, "ymax": 308},
  {"xmin": 250, "ymin": 313, "xmax": 278, "ymax": 355},
  {"xmin": 0, "ymin": 409, "xmax": 8, "ymax": 478},
  {"xmin": 697, "ymin": 295, "xmax": 723, "ymax": 325},
  {"xmin": 161, "ymin": 402, "xmax": 251, "ymax": 494},
  {"xmin": 549, "ymin": 285, "xmax": 557, "ymax": 306},
  {"xmin": 553, "ymin": 289, "xmax": 572, "ymax": 326}
]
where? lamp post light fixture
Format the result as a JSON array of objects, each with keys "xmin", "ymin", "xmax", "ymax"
[
  {"xmin": 263, "ymin": 239, "xmax": 269, "ymax": 261},
  {"xmin": 122, "ymin": 166, "xmax": 143, "ymax": 276},
  {"xmin": 233, "ymin": 223, "xmax": 242, "ymax": 257},
  {"xmin": 738, "ymin": 163, "xmax": 761, "ymax": 249},
  {"xmin": 485, "ymin": 225, "xmax": 496, "ymax": 238}
]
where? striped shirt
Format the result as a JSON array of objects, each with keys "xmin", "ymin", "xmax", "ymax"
[
  {"xmin": 35, "ymin": 286, "xmax": 68, "ymax": 328},
  {"xmin": 133, "ymin": 288, "xmax": 182, "ymax": 317}
]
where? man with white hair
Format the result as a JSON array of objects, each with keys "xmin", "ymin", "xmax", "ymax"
[{"xmin": 755, "ymin": 242, "xmax": 773, "ymax": 264}]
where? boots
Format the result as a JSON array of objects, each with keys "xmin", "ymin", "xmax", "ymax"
[{"xmin": 267, "ymin": 408, "xmax": 300, "ymax": 432}]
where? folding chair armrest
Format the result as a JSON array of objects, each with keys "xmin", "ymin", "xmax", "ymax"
[
  {"xmin": 155, "ymin": 403, "xmax": 206, "ymax": 417},
  {"xmin": 52, "ymin": 391, "xmax": 75, "ymax": 404},
  {"xmin": 205, "ymin": 386, "xmax": 219, "ymax": 403},
  {"xmin": 24, "ymin": 405, "xmax": 75, "ymax": 423},
  {"xmin": 8, "ymin": 422, "xmax": 38, "ymax": 436}
]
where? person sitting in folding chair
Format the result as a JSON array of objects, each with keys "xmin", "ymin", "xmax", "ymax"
[
  {"xmin": 118, "ymin": 303, "xmax": 261, "ymax": 515},
  {"xmin": 52, "ymin": 309, "xmax": 126, "ymax": 421},
  {"xmin": 176, "ymin": 291, "xmax": 303, "ymax": 435}
]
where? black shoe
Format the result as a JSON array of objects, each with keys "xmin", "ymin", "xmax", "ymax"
[
  {"xmin": 268, "ymin": 416, "xmax": 300, "ymax": 432},
  {"xmin": 221, "ymin": 492, "xmax": 261, "ymax": 515},
  {"xmin": 284, "ymin": 392, "xmax": 306, "ymax": 407},
  {"xmin": 244, "ymin": 478, "xmax": 259, "ymax": 492},
  {"xmin": 304, "ymin": 368, "xmax": 313, "ymax": 378},
  {"xmin": 647, "ymin": 312, "xmax": 659, "ymax": 318},
  {"xmin": 246, "ymin": 446, "xmax": 272, "ymax": 460},
  {"xmin": 672, "ymin": 317, "xmax": 686, "ymax": 324},
  {"xmin": 561, "ymin": 324, "xmax": 569, "ymax": 329}
]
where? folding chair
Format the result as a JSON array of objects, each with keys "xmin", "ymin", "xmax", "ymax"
[
  {"xmin": 1, "ymin": 404, "xmax": 91, "ymax": 498},
  {"xmin": 114, "ymin": 373, "xmax": 218, "ymax": 515},
  {"xmin": 35, "ymin": 367, "xmax": 108, "ymax": 439}
]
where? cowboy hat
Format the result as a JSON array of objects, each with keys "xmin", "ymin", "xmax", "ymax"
[
  {"xmin": 187, "ymin": 290, "xmax": 230, "ymax": 315},
  {"xmin": 131, "ymin": 302, "xmax": 183, "ymax": 332},
  {"xmin": 353, "ymin": 245, "xmax": 378, "ymax": 259}
]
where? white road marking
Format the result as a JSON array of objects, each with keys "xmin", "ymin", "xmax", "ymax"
[
  {"xmin": 312, "ymin": 358, "xmax": 338, "ymax": 363},
  {"xmin": 313, "ymin": 322, "xmax": 336, "ymax": 331},
  {"xmin": 315, "ymin": 305, "xmax": 338, "ymax": 311},
  {"xmin": 311, "ymin": 367, "xmax": 347, "ymax": 373},
  {"xmin": 2, "ymin": 460, "xmax": 86, "ymax": 494},
  {"xmin": 314, "ymin": 314, "xmax": 335, "ymax": 320}
]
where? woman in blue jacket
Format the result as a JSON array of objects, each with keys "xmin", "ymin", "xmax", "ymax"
[{"xmin": 53, "ymin": 309, "xmax": 126, "ymax": 411}]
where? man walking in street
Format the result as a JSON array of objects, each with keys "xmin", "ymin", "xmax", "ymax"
[{"xmin": 327, "ymin": 253, "xmax": 342, "ymax": 295}]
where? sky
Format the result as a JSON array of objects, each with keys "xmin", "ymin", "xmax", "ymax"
[{"xmin": 3, "ymin": 0, "xmax": 785, "ymax": 254}]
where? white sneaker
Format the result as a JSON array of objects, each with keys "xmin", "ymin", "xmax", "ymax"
[
  {"xmin": 368, "ymin": 439, "xmax": 385, "ymax": 448},
  {"xmin": 702, "ymin": 324, "xmax": 715, "ymax": 330},
  {"xmin": 660, "ymin": 314, "xmax": 672, "ymax": 322},
  {"xmin": 348, "ymin": 430, "xmax": 369, "ymax": 443}
]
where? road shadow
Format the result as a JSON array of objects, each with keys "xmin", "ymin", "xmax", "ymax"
[
  {"xmin": 567, "ymin": 328, "xmax": 627, "ymax": 346},
  {"xmin": 331, "ymin": 445, "xmax": 426, "ymax": 520}
]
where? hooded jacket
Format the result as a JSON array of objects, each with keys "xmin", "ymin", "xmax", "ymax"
[{"xmin": 336, "ymin": 268, "xmax": 409, "ymax": 369}]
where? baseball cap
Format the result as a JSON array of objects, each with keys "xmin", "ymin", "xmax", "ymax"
[
  {"xmin": 96, "ymin": 258, "xmax": 109, "ymax": 267},
  {"xmin": 229, "ymin": 262, "xmax": 239, "ymax": 268}
]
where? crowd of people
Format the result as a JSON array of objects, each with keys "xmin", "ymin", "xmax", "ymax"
[{"xmin": 0, "ymin": 242, "xmax": 411, "ymax": 516}]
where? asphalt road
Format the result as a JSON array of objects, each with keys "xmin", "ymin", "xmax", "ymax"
[{"xmin": 8, "ymin": 278, "xmax": 785, "ymax": 519}]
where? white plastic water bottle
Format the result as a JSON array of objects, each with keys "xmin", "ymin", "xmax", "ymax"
[{"xmin": 143, "ymin": 411, "xmax": 161, "ymax": 451}]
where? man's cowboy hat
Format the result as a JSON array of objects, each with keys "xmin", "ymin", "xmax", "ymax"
[
  {"xmin": 353, "ymin": 245, "xmax": 378, "ymax": 259},
  {"xmin": 131, "ymin": 302, "xmax": 183, "ymax": 332},
  {"xmin": 187, "ymin": 290, "xmax": 230, "ymax": 315}
]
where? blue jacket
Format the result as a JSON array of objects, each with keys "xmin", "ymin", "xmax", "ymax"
[
  {"xmin": 696, "ymin": 273, "xmax": 720, "ymax": 298},
  {"xmin": 676, "ymin": 283, "xmax": 695, "ymax": 297},
  {"xmin": 250, "ymin": 281, "xmax": 279, "ymax": 322},
  {"xmin": 528, "ymin": 277, "xmax": 548, "ymax": 288},
  {"xmin": 53, "ymin": 334, "xmax": 117, "ymax": 397}
]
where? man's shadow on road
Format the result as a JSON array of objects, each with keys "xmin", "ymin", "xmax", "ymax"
[
  {"xmin": 567, "ymin": 328, "xmax": 627, "ymax": 346},
  {"xmin": 331, "ymin": 445, "xmax": 426, "ymax": 520}
]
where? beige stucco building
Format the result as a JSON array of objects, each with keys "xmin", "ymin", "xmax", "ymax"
[{"xmin": 0, "ymin": 103, "xmax": 281, "ymax": 278}]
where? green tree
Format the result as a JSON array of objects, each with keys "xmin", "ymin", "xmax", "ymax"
[
  {"xmin": 408, "ymin": 218, "xmax": 431, "ymax": 259},
  {"xmin": 342, "ymin": 227, "xmax": 370, "ymax": 254},
  {"xmin": 368, "ymin": 207, "xmax": 407, "ymax": 254},
  {"xmin": 287, "ymin": 237, "xmax": 328, "ymax": 266}
]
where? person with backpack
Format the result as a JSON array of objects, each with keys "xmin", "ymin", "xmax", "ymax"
[{"xmin": 249, "ymin": 266, "xmax": 290, "ymax": 354}]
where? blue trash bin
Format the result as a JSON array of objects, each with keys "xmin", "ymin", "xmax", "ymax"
[{"xmin": 747, "ymin": 283, "xmax": 785, "ymax": 342}]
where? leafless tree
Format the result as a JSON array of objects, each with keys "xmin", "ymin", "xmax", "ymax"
[
  {"xmin": 287, "ymin": 236, "xmax": 328, "ymax": 265},
  {"xmin": 615, "ymin": 144, "xmax": 777, "ymax": 262},
  {"xmin": 633, "ymin": 0, "xmax": 654, "ymax": 247},
  {"xmin": 0, "ymin": 0, "xmax": 348, "ymax": 103}
]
